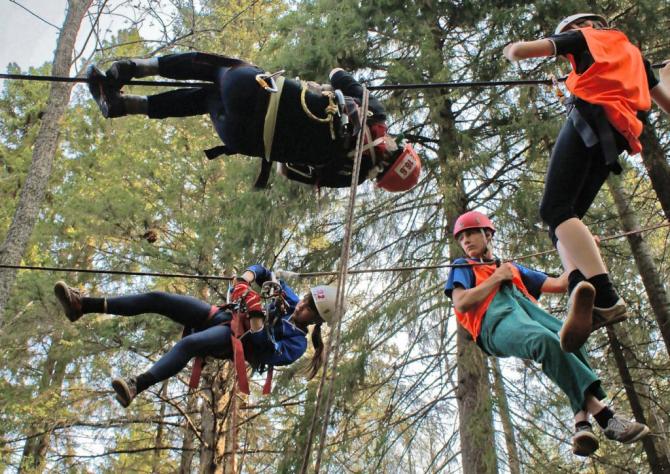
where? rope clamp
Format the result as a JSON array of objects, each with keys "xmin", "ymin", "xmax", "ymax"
[
  {"xmin": 256, "ymin": 69, "xmax": 285, "ymax": 93},
  {"xmin": 260, "ymin": 280, "xmax": 282, "ymax": 299}
]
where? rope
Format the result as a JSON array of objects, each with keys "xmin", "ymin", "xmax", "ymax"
[
  {"xmin": 2, "ymin": 221, "xmax": 668, "ymax": 280},
  {"xmin": 1, "ymin": 62, "xmax": 666, "ymax": 91},
  {"xmin": 299, "ymin": 87, "xmax": 370, "ymax": 474},
  {"xmin": 299, "ymin": 82, "xmax": 339, "ymax": 139}
]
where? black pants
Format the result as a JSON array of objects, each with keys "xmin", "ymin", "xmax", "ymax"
[
  {"xmin": 539, "ymin": 118, "xmax": 624, "ymax": 245},
  {"xmin": 145, "ymin": 52, "xmax": 266, "ymax": 157},
  {"xmin": 108, "ymin": 291, "xmax": 232, "ymax": 384}
]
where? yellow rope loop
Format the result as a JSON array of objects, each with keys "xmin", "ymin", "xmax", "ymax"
[{"xmin": 300, "ymin": 82, "xmax": 338, "ymax": 140}]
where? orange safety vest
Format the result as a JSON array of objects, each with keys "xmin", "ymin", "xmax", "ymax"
[
  {"xmin": 565, "ymin": 27, "xmax": 651, "ymax": 154},
  {"xmin": 453, "ymin": 261, "xmax": 537, "ymax": 340}
]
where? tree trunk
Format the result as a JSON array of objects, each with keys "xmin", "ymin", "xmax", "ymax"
[
  {"xmin": 456, "ymin": 327, "xmax": 498, "ymax": 474},
  {"xmin": 200, "ymin": 362, "xmax": 236, "ymax": 474},
  {"xmin": 0, "ymin": 0, "xmax": 93, "ymax": 320},
  {"xmin": 18, "ymin": 334, "xmax": 68, "ymax": 473},
  {"xmin": 178, "ymin": 392, "xmax": 200, "ymax": 474},
  {"xmin": 606, "ymin": 326, "xmax": 670, "ymax": 472},
  {"xmin": 607, "ymin": 176, "xmax": 670, "ymax": 355},
  {"xmin": 491, "ymin": 359, "xmax": 521, "ymax": 474},
  {"xmin": 638, "ymin": 118, "xmax": 670, "ymax": 221},
  {"xmin": 151, "ymin": 382, "xmax": 169, "ymax": 473}
]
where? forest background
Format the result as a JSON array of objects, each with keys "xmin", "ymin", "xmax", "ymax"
[{"xmin": 1, "ymin": 0, "xmax": 669, "ymax": 473}]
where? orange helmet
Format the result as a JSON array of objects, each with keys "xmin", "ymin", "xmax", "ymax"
[
  {"xmin": 452, "ymin": 211, "xmax": 495, "ymax": 238},
  {"xmin": 376, "ymin": 143, "xmax": 421, "ymax": 192}
]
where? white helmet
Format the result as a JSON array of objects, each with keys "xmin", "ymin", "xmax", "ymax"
[
  {"xmin": 309, "ymin": 285, "xmax": 344, "ymax": 324},
  {"xmin": 555, "ymin": 13, "xmax": 609, "ymax": 35}
]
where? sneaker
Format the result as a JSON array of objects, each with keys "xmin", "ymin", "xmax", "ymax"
[
  {"xmin": 560, "ymin": 281, "xmax": 595, "ymax": 352},
  {"xmin": 592, "ymin": 298, "xmax": 628, "ymax": 331},
  {"xmin": 572, "ymin": 424, "xmax": 599, "ymax": 457},
  {"xmin": 54, "ymin": 281, "xmax": 83, "ymax": 322},
  {"xmin": 86, "ymin": 65, "xmax": 126, "ymax": 118},
  {"xmin": 603, "ymin": 415, "xmax": 650, "ymax": 444},
  {"xmin": 105, "ymin": 60, "xmax": 137, "ymax": 87},
  {"xmin": 112, "ymin": 377, "xmax": 138, "ymax": 408}
]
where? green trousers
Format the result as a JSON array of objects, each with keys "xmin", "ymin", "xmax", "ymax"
[{"xmin": 478, "ymin": 286, "xmax": 606, "ymax": 414}]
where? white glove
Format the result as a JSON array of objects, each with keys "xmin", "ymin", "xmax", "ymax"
[{"xmin": 274, "ymin": 269, "xmax": 299, "ymax": 280}]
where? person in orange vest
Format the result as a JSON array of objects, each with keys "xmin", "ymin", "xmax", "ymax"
[
  {"xmin": 445, "ymin": 211, "xmax": 650, "ymax": 456},
  {"xmin": 53, "ymin": 264, "xmax": 340, "ymax": 407},
  {"xmin": 503, "ymin": 14, "xmax": 670, "ymax": 352}
]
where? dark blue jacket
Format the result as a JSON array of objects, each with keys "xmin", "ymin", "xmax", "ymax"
[{"xmin": 243, "ymin": 264, "xmax": 308, "ymax": 368}]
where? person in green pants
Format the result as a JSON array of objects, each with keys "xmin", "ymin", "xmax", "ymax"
[{"xmin": 444, "ymin": 211, "xmax": 649, "ymax": 456}]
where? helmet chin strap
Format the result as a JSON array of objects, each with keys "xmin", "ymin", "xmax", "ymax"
[{"xmin": 479, "ymin": 228, "xmax": 494, "ymax": 262}]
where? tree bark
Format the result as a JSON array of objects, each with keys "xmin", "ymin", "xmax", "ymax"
[
  {"xmin": 491, "ymin": 359, "xmax": 521, "ymax": 474},
  {"xmin": 638, "ymin": 119, "xmax": 670, "ymax": 221},
  {"xmin": 607, "ymin": 176, "xmax": 670, "ymax": 355},
  {"xmin": 151, "ymin": 382, "xmax": 169, "ymax": 473},
  {"xmin": 18, "ymin": 334, "xmax": 67, "ymax": 473},
  {"xmin": 178, "ymin": 392, "xmax": 199, "ymax": 474},
  {"xmin": 0, "ymin": 0, "xmax": 93, "ymax": 320},
  {"xmin": 606, "ymin": 326, "xmax": 670, "ymax": 473}
]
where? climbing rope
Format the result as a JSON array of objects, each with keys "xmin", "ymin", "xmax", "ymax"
[
  {"xmin": 1, "ymin": 61, "xmax": 667, "ymax": 91},
  {"xmin": 2, "ymin": 221, "xmax": 668, "ymax": 280},
  {"xmin": 298, "ymin": 87, "xmax": 370, "ymax": 474},
  {"xmin": 299, "ymin": 81, "xmax": 339, "ymax": 140}
]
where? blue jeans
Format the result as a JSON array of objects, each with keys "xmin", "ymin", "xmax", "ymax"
[{"xmin": 107, "ymin": 292, "xmax": 233, "ymax": 383}]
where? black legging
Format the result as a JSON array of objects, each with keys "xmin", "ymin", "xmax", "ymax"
[
  {"xmin": 539, "ymin": 118, "xmax": 625, "ymax": 245},
  {"xmin": 143, "ymin": 52, "xmax": 266, "ymax": 157},
  {"xmin": 108, "ymin": 292, "xmax": 232, "ymax": 383}
]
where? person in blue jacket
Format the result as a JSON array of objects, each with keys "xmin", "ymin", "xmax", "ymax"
[
  {"xmin": 86, "ymin": 52, "xmax": 421, "ymax": 191},
  {"xmin": 53, "ymin": 264, "xmax": 339, "ymax": 407}
]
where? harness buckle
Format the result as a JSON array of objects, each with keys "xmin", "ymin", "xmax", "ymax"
[{"xmin": 255, "ymin": 69, "xmax": 285, "ymax": 93}]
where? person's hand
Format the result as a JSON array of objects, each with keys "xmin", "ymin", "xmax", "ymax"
[
  {"xmin": 492, "ymin": 262, "xmax": 515, "ymax": 283},
  {"xmin": 503, "ymin": 43, "xmax": 515, "ymax": 61},
  {"xmin": 231, "ymin": 282, "xmax": 263, "ymax": 315}
]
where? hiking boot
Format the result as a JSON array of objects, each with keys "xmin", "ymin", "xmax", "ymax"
[
  {"xmin": 572, "ymin": 424, "xmax": 599, "ymax": 457},
  {"xmin": 54, "ymin": 281, "xmax": 83, "ymax": 322},
  {"xmin": 560, "ymin": 281, "xmax": 595, "ymax": 352},
  {"xmin": 105, "ymin": 60, "xmax": 137, "ymax": 87},
  {"xmin": 86, "ymin": 65, "xmax": 126, "ymax": 118},
  {"xmin": 603, "ymin": 415, "xmax": 650, "ymax": 444},
  {"xmin": 592, "ymin": 298, "xmax": 628, "ymax": 331},
  {"xmin": 112, "ymin": 377, "xmax": 138, "ymax": 408}
]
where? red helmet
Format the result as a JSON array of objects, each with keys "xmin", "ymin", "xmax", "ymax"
[
  {"xmin": 452, "ymin": 211, "xmax": 495, "ymax": 238},
  {"xmin": 376, "ymin": 143, "xmax": 421, "ymax": 192}
]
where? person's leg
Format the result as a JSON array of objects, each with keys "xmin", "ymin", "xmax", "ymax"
[
  {"xmin": 105, "ymin": 291, "xmax": 212, "ymax": 327},
  {"xmin": 480, "ymin": 290, "xmax": 602, "ymax": 415},
  {"xmin": 113, "ymin": 324, "xmax": 232, "ymax": 407},
  {"xmin": 540, "ymin": 120, "xmax": 609, "ymax": 279}
]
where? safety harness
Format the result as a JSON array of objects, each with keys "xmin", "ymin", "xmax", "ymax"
[{"xmin": 186, "ymin": 279, "xmax": 287, "ymax": 395}]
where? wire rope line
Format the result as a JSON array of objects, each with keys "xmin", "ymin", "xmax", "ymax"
[
  {"xmin": 1, "ymin": 61, "xmax": 667, "ymax": 90},
  {"xmin": 1, "ymin": 221, "xmax": 668, "ymax": 280},
  {"xmin": 298, "ymin": 88, "xmax": 370, "ymax": 474}
]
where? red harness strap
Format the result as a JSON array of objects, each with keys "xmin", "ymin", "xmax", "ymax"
[{"xmin": 187, "ymin": 304, "xmax": 274, "ymax": 395}]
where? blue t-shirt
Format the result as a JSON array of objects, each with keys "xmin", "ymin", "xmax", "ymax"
[{"xmin": 444, "ymin": 258, "xmax": 548, "ymax": 301}]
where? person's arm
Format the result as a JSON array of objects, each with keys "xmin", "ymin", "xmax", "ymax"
[
  {"xmin": 651, "ymin": 67, "xmax": 670, "ymax": 114},
  {"xmin": 451, "ymin": 263, "xmax": 514, "ymax": 313},
  {"xmin": 329, "ymin": 68, "xmax": 386, "ymax": 120},
  {"xmin": 540, "ymin": 272, "xmax": 569, "ymax": 294},
  {"xmin": 246, "ymin": 322, "xmax": 308, "ymax": 366},
  {"xmin": 503, "ymin": 39, "xmax": 555, "ymax": 61}
]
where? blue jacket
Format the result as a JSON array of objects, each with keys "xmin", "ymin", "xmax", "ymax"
[{"xmin": 242, "ymin": 264, "xmax": 308, "ymax": 369}]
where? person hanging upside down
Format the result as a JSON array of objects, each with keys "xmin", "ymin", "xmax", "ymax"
[
  {"xmin": 54, "ymin": 264, "xmax": 340, "ymax": 407},
  {"xmin": 503, "ymin": 13, "xmax": 670, "ymax": 352},
  {"xmin": 85, "ymin": 52, "xmax": 421, "ymax": 191},
  {"xmin": 445, "ymin": 211, "xmax": 650, "ymax": 457}
]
